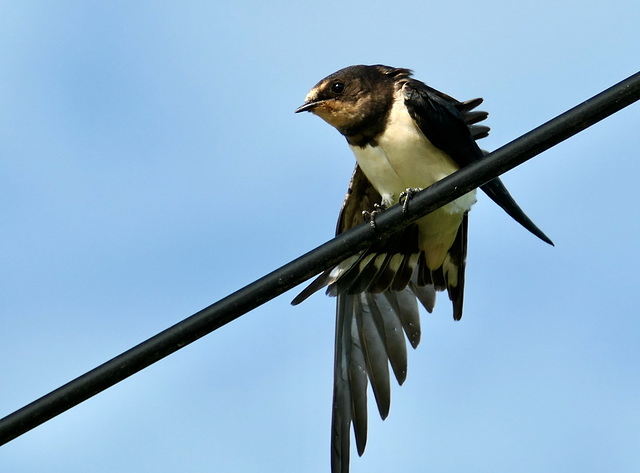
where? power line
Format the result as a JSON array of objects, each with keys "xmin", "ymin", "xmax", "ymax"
[{"xmin": 1, "ymin": 70, "xmax": 639, "ymax": 446}]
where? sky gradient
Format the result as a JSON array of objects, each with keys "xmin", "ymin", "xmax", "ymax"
[{"xmin": 1, "ymin": 2, "xmax": 639, "ymax": 472}]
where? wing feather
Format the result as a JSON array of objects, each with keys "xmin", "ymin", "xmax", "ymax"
[{"xmin": 402, "ymin": 79, "xmax": 552, "ymax": 245}]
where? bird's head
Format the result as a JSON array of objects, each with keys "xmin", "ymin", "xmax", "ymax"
[{"xmin": 295, "ymin": 65, "xmax": 411, "ymax": 138}]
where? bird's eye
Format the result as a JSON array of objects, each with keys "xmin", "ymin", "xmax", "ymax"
[{"xmin": 331, "ymin": 82, "xmax": 345, "ymax": 94}]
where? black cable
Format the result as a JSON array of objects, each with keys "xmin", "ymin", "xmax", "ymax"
[{"xmin": 1, "ymin": 70, "xmax": 639, "ymax": 446}]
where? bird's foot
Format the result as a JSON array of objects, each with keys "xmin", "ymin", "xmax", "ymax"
[
  {"xmin": 399, "ymin": 188, "xmax": 423, "ymax": 214},
  {"xmin": 362, "ymin": 203, "xmax": 386, "ymax": 229}
]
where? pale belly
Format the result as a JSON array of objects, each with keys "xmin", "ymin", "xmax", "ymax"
[
  {"xmin": 349, "ymin": 97, "xmax": 477, "ymax": 269},
  {"xmin": 349, "ymin": 95, "xmax": 476, "ymax": 213},
  {"xmin": 350, "ymin": 138, "xmax": 477, "ymax": 213}
]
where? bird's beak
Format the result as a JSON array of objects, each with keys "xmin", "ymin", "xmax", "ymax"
[{"xmin": 295, "ymin": 100, "xmax": 324, "ymax": 113}]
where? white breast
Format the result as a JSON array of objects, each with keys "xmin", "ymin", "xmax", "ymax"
[{"xmin": 349, "ymin": 92, "xmax": 476, "ymax": 214}]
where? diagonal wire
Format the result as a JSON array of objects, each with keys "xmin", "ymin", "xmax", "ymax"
[{"xmin": 0, "ymin": 71, "xmax": 639, "ymax": 446}]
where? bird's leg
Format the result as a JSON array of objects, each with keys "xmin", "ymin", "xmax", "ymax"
[
  {"xmin": 362, "ymin": 203, "xmax": 386, "ymax": 229},
  {"xmin": 399, "ymin": 188, "xmax": 423, "ymax": 214}
]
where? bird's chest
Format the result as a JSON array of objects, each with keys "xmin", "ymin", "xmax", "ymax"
[{"xmin": 349, "ymin": 101, "xmax": 469, "ymax": 210}]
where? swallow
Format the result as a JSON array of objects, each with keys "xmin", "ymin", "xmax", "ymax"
[{"xmin": 292, "ymin": 64, "xmax": 552, "ymax": 473}]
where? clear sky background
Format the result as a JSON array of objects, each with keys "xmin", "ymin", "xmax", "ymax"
[{"xmin": 1, "ymin": 2, "xmax": 639, "ymax": 472}]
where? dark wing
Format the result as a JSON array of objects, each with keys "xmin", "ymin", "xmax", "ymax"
[
  {"xmin": 329, "ymin": 166, "xmax": 436, "ymax": 473},
  {"xmin": 403, "ymin": 79, "xmax": 553, "ymax": 246},
  {"xmin": 290, "ymin": 166, "xmax": 382, "ymax": 305},
  {"xmin": 293, "ymin": 166, "xmax": 436, "ymax": 473}
]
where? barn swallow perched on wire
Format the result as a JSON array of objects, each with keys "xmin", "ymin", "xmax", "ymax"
[{"xmin": 292, "ymin": 65, "xmax": 552, "ymax": 473}]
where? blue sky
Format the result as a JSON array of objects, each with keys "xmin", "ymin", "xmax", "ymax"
[{"xmin": 1, "ymin": 1, "xmax": 639, "ymax": 472}]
